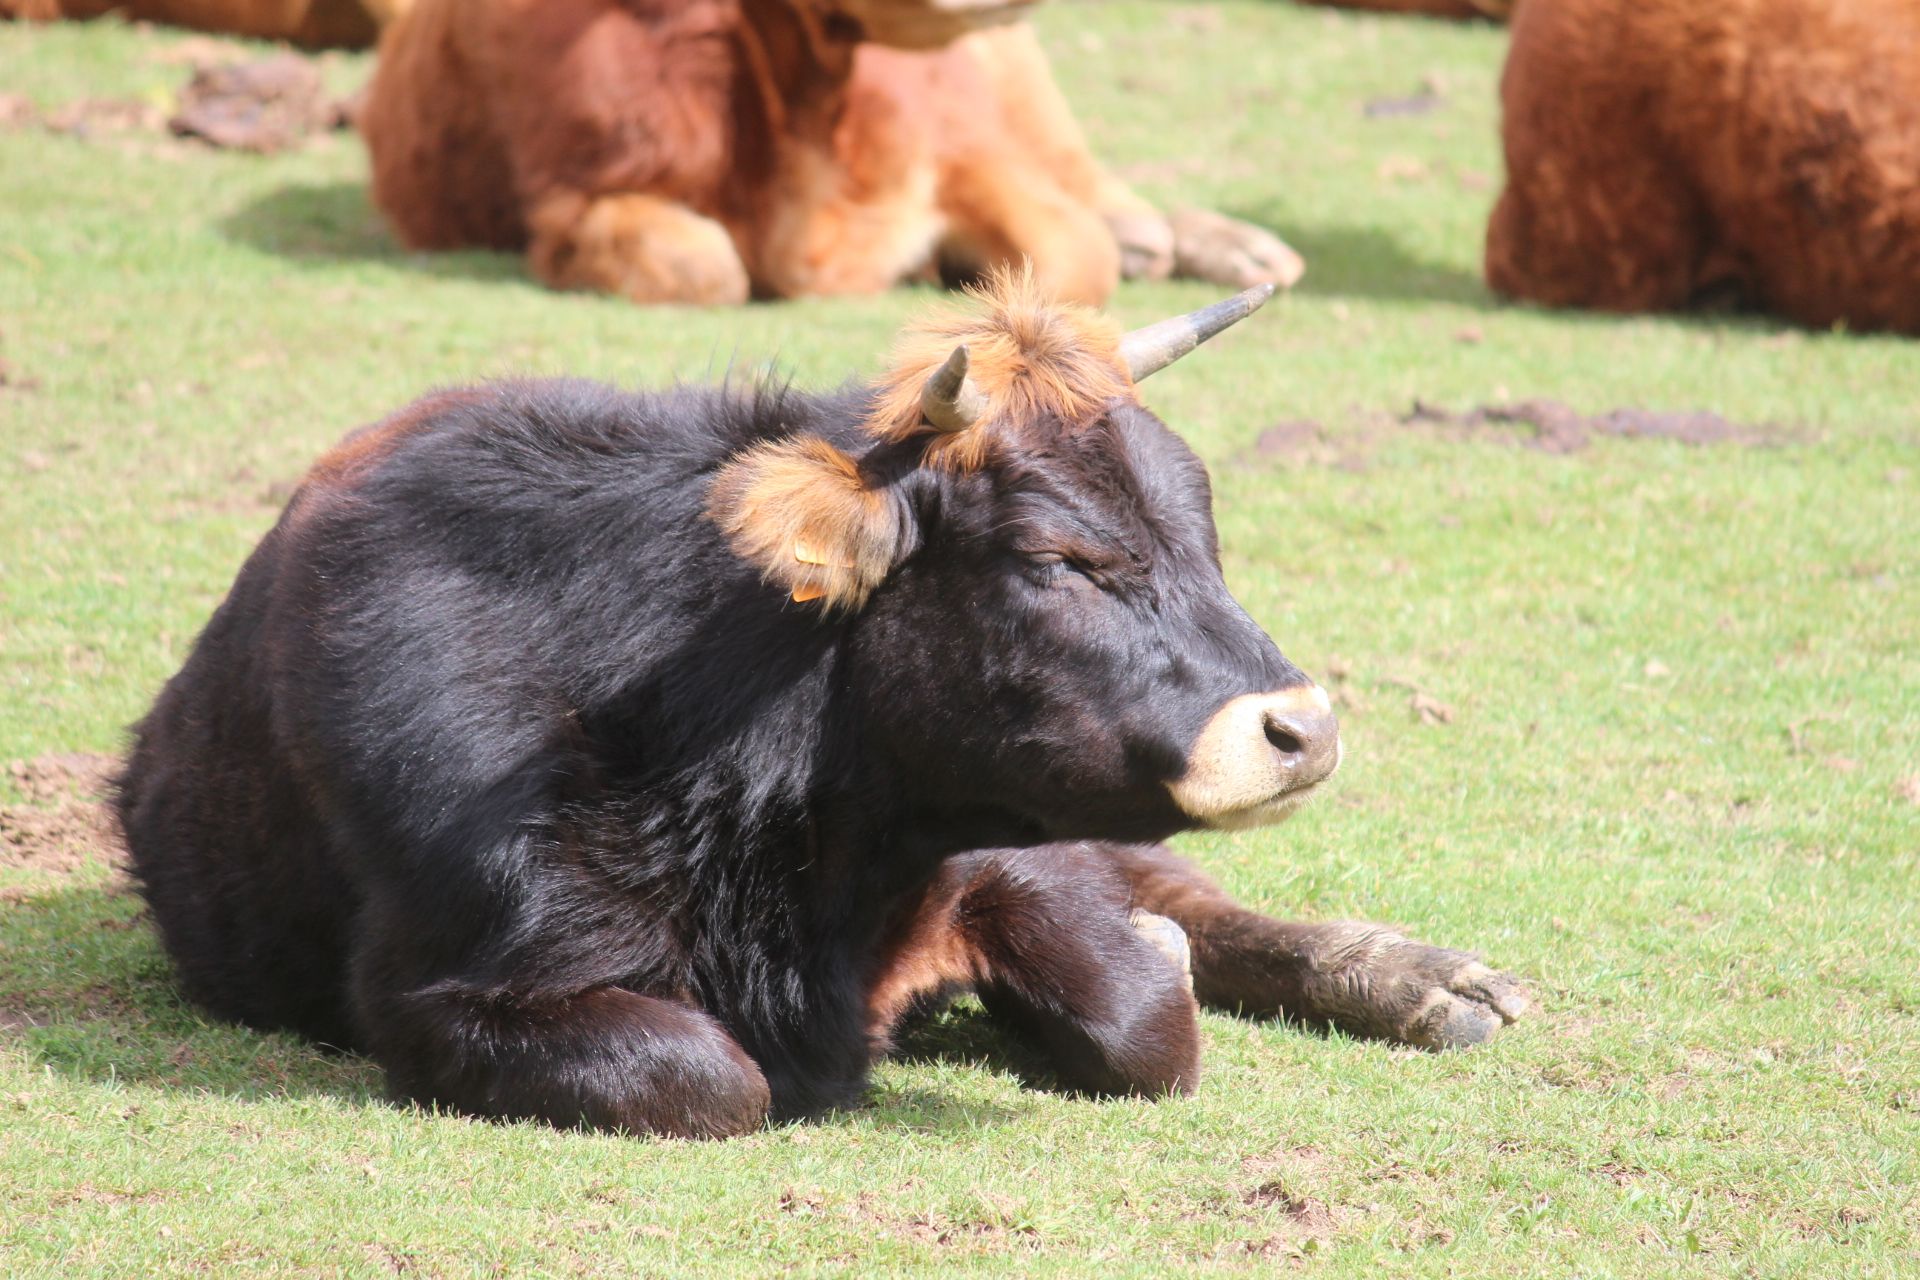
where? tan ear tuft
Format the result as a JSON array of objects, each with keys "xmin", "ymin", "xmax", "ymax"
[
  {"xmin": 862, "ymin": 264, "xmax": 1134, "ymax": 470},
  {"xmin": 708, "ymin": 435, "xmax": 903, "ymax": 611}
]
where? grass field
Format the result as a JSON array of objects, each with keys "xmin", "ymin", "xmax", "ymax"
[{"xmin": 2, "ymin": 4, "xmax": 1917, "ymax": 1276}]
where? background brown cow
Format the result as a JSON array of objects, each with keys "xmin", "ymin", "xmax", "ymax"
[
  {"xmin": 0, "ymin": 0, "xmax": 401, "ymax": 47},
  {"xmin": 359, "ymin": 0, "xmax": 1306, "ymax": 307},
  {"xmin": 1487, "ymin": 0, "xmax": 1920, "ymax": 333}
]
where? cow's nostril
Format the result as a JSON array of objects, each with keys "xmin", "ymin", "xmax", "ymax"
[{"xmin": 1264, "ymin": 717, "xmax": 1306, "ymax": 757}]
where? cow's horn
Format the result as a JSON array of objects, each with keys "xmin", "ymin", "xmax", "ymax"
[
  {"xmin": 1119, "ymin": 283, "xmax": 1277, "ymax": 382},
  {"xmin": 921, "ymin": 344, "xmax": 987, "ymax": 433}
]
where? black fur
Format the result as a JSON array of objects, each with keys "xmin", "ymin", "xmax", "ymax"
[{"xmin": 117, "ymin": 375, "xmax": 1310, "ymax": 1135}]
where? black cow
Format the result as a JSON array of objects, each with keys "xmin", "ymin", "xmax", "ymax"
[{"xmin": 116, "ymin": 274, "xmax": 1528, "ymax": 1137}]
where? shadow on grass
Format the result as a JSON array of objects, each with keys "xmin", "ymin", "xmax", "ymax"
[
  {"xmin": 1245, "ymin": 212, "xmax": 1491, "ymax": 307},
  {"xmin": 1247, "ymin": 207, "xmax": 1808, "ymax": 340},
  {"xmin": 0, "ymin": 886, "xmax": 1049, "ymax": 1133},
  {"xmin": 219, "ymin": 180, "xmax": 532, "ymax": 288},
  {"xmin": 887, "ymin": 1000, "xmax": 1060, "ymax": 1089},
  {"xmin": 0, "ymin": 884, "xmax": 385, "ymax": 1107},
  {"xmin": 227, "ymin": 183, "xmax": 1496, "ymax": 311}
]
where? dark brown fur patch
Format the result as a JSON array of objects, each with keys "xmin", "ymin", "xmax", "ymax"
[
  {"xmin": 863, "ymin": 265, "xmax": 1135, "ymax": 471},
  {"xmin": 302, "ymin": 387, "xmax": 493, "ymax": 491}
]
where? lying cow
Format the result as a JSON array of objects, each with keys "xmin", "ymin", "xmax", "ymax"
[
  {"xmin": 1, "ymin": 0, "xmax": 400, "ymax": 47},
  {"xmin": 117, "ymin": 276, "xmax": 1526, "ymax": 1136},
  {"xmin": 359, "ymin": 0, "xmax": 1305, "ymax": 307},
  {"xmin": 1487, "ymin": 0, "xmax": 1920, "ymax": 332}
]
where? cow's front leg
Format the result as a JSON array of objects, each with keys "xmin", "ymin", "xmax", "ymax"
[
  {"xmin": 1108, "ymin": 844, "xmax": 1529, "ymax": 1049},
  {"xmin": 351, "ymin": 941, "xmax": 770, "ymax": 1137},
  {"xmin": 525, "ymin": 190, "xmax": 751, "ymax": 306},
  {"xmin": 871, "ymin": 845, "xmax": 1200, "ymax": 1096},
  {"xmin": 938, "ymin": 158, "xmax": 1122, "ymax": 307}
]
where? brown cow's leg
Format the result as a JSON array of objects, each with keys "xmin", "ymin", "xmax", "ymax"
[
  {"xmin": 938, "ymin": 157, "xmax": 1121, "ymax": 307},
  {"xmin": 871, "ymin": 846, "xmax": 1201, "ymax": 1097},
  {"xmin": 1107, "ymin": 844, "xmax": 1530, "ymax": 1050},
  {"xmin": 952, "ymin": 25, "xmax": 1172, "ymax": 283},
  {"xmin": 1486, "ymin": 0, "xmax": 1703, "ymax": 312},
  {"xmin": 526, "ymin": 192, "xmax": 751, "ymax": 307},
  {"xmin": 357, "ymin": 977, "xmax": 771, "ymax": 1138},
  {"xmin": 953, "ymin": 27, "xmax": 1302, "ymax": 290}
]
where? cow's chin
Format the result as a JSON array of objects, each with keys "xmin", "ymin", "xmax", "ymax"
[{"xmin": 1189, "ymin": 781, "xmax": 1323, "ymax": 833}]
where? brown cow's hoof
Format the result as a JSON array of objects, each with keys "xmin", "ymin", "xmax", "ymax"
[
  {"xmin": 1104, "ymin": 206, "xmax": 1177, "ymax": 282},
  {"xmin": 1129, "ymin": 908, "xmax": 1193, "ymax": 993},
  {"xmin": 1169, "ymin": 207, "xmax": 1305, "ymax": 291}
]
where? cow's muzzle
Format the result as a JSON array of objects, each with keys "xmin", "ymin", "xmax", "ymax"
[{"xmin": 1168, "ymin": 685, "xmax": 1341, "ymax": 830}]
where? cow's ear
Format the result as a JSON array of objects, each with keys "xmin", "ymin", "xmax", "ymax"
[{"xmin": 708, "ymin": 435, "xmax": 909, "ymax": 610}]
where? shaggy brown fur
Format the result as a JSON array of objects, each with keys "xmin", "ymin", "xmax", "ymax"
[
  {"xmin": 358, "ymin": 0, "xmax": 1303, "ymax": 307},
  {"xmin": 1488, "ymin": 0, "xmax": 1920, "ymax": 332},
  {"xmin": 2, "ymin": 0, "xmax": 404, "ymax": 47},
  {"xmin": 709, "ymin": 434, "xmax": 904, "ymax": 609},
  {"xmin": 862, "ymin": 267, "xmax": 1134, "ymax": 469}
]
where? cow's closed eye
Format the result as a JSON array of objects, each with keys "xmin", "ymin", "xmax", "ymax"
[{"xmin": 1019, "ymin": 551, "xmax": 1102, "ymax": 590}]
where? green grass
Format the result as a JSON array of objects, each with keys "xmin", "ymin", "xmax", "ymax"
[{"xmin": 2, "ymin": 5, "xmax": 1917, "ymax": 1276}]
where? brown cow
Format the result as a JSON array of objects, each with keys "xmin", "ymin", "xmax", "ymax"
[
  {"xmin": 1, "ymin": 0, "xmax": 401, "ymax": 47},
  {"xmin": 359, "ymin": 0, "xmax": 1306, "ymax": 307},
  {"xmin": 1488, "ymin": 0, "xmax": 1920, "ymax": 332}
]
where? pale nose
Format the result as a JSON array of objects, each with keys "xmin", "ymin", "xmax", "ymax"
[{"xmin": 1262, "ymin": 699, "xmax": 1341, "ymax": 791}]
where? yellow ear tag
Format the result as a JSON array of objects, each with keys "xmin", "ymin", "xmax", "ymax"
[
  {"xmin": 793, "ymin": 536, "xmax": 851, "ymax": 569},
  {"xmin": 790, "ymin": 582, "xmax": 827, "ymax": 603}
]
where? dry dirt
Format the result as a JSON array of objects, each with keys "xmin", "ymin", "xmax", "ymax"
[
  {"xmin": 0, "ymin": 53, "xmax": 351, "ymax": 154},
  {"xmin": 168, "ymin": 54, "xmax": 344, "ymax": 153},
  {"xmin": 1249, "ymin": 399, "xmax": 1797, "ymax": 469},
  {"xmin": 0, "ymin": 753, "xmax": 125, "ymax": 892}
]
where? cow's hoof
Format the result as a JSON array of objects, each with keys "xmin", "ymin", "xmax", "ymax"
[
  {"xmin": 1169, "ymin": 207, "xmax": 1306, "ymax": 291},
  {"xmin": 1105, "ymin": 207, "xmax": 1176, "ymax": 282},
  {"xmin": 1369, "ymin": 944, "xmax": 1531, "ymax": 1050},
  {"xmin": 1129, "ymin": 908, "xmax": 1193, "ymax": 992}
]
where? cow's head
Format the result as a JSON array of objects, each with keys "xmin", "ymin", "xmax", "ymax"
[
  {"xmin": 710, "ymin": 271, "xmax": 1339, "ymax": 842},
  {"xmin": 795, "ymin": 0, "xmax": 1041, "ymax": 50}
]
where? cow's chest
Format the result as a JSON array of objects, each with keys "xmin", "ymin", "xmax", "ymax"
[{"xmin": 740, "ymin": 127, "xmax": 947, "ymax": 299}]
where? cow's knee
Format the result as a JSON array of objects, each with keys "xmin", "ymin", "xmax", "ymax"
[
  {"xmin": 1019, "ymin": 225, "xmax": 1121, "ymax": 308},
  {"xmin": 362, "ymin": 980, "xmax": 770, "ymax": 1138},
  {"xmin": 528, "ymin": 192, "xmax": 750, "ymax": 307},
  {"xmin": 960, "ymin": 848, "xmax": 1201, "ymax": 1097}
]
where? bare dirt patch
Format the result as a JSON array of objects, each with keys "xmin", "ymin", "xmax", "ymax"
[
  {"xmin": 8, "ymin": 93, "xmax": 168, "ymax": 139},
  {"xmin": 0, "ymin": 982, "xmax": 149, "ymax": 1038},
  {"xmin": 1241, "ymin": 1144, "xmax": 1331, "ymax": 1181},
  {"xmin": 849, "ymin": 1189, "xmax": 1040, "ymax": 1252},
  {"xmin": 169, "ymin": 54, "xmax": 344, "ymax": 153},
  {"xmin": 48, "ymin": 1181, "xmax": 174, "ymax": 1208},
  {"xmin": 0, "ymin": 55, "xmax": 353, "ymax": 154},
  {"xmin": 1, "ymin": 753, "xmax": 125, "ymax": 886},
  {"xmin": 1247, "ymin": 399, "xmax": 1798, "ymax": 469},
  {"xmin": 1364, "ymin": 82, "xmax": 1445, "ymax": 119},
  {"xmin": 1406, "ymin": 399, "xmax": 1794, "ymax": 453}
]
